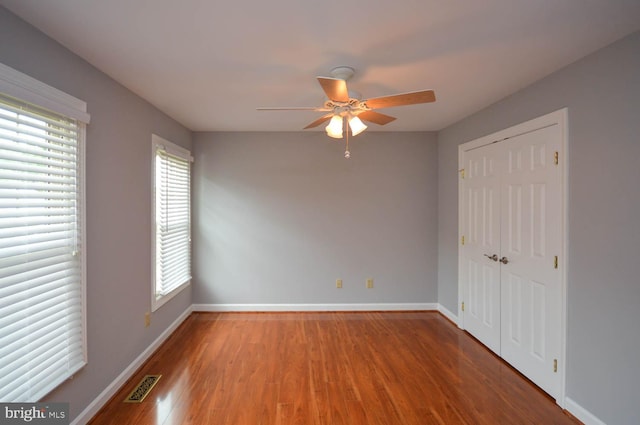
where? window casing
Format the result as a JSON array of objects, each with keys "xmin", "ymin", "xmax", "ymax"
[
  {"xmin": 0, "ymin": 63, "xmax": 89, "ymax": 402},
  {"xmin": 152, "ymin": 134, "xmax": 191, "ymax": 311}
]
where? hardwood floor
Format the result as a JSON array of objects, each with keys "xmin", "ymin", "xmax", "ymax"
[{"xmin": 90, "ymin": 312, "xmax": 580, "ymax": 425}]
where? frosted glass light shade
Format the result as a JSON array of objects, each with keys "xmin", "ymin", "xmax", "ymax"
[
  {"xmin": 348, "ymin": 116, "xmax": 367, "ymax": 136},
  {"xmin": 325, "ymin": 115, "xmax": 343, "ymax": 138}
]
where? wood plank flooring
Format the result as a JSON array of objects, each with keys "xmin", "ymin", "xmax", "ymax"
[{"xmin": 89, "ymin": 312, "xmax": 580, "ymax": 425}]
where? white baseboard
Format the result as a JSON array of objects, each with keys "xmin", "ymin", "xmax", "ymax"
[
  {"xmin": 437, "ymin": 304, "xmax": 458, "ymax": 325},
  {"xmin": 72, "ymin": 305, "xmax": 193, "ymax": 425},
  {"xmin": 565, "ymin": 397, "xmax": 606, "ymax": 425},
  {"xmin": 192, "ymin": 303, "xmax": 438, "ymax": 312}
]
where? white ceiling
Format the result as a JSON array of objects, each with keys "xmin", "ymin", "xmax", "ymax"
[{"xmin": 1, "ymin": 0, "xmax": 639, "ymax": 132}]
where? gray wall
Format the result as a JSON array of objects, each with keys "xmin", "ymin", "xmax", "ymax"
[
  {"xmin": 0, "ymin": 7, "xmax": 193, "ymax": 422},
  {"xmin": 193, "ymin": 132, "xmax": 438, "ymax": 306},
  {"xmin": 437, "ymin": 31, "xmax": 640, "ymax": 424}
]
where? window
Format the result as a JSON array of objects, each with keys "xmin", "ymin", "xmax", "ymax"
[
  {"xmin": 152, "ymin": 135, "xmax": 191, "ymax": 311},
  {"xmin": 0, "ymin": 63, "xmax": 89, "ymax": 402}
]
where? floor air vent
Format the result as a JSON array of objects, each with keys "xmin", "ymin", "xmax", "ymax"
[{"xmin": 124, "ymin": 375, "xmax": 162, "ymax": 403}]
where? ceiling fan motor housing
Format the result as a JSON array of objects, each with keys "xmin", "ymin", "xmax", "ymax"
[{"xmin": 330, "ymin": 66, "xmax": 355, "ymax": 81}]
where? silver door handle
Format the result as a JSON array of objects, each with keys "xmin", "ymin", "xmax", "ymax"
[
  {"xmin": 484, "ymin": 254, "xmax": 498, "ymax": 262},
  {"xmin": 500, "ymin": 256, "xmax": 509, "ymax": 264}
]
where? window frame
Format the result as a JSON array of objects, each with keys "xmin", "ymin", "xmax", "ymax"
[
  {"xmin": 151, "ymin": 134, "xmax": 192, "ymax": 312},
  {"xmin": 0, "ymin": 62, "xmax": 89, "ymax": 401}
]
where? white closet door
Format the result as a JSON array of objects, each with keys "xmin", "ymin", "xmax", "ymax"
[
  {"xmin": 460, "ymin": 113, "xmax": 564, "ymax": 402},
  {"xmin": 461, "ymin": 142, "xmax": 502, "ymax": 354},
  {"xmin": 499, "ymin": 124, "xmax": 562, "ymax": 399}
]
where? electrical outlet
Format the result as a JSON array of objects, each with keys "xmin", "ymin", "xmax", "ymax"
[
  {"xmin": 145, "ymin": 312, "xmax": 151, "ymax": 327},
  {"xmin": 366, "ymin": 278, "xmax": 374, "ymax": 288},
  {"xmin": 336, "ymin": 279, "xmax": 343, "ymax": 288}
]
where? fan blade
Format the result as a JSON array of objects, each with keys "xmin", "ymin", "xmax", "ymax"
[
  {"xmin": 357, "ymin": 110, "xmax": 396, "ymax": 125},
  {"xmin": 363, "ymin": 89, "xmax": 436, "ymax": 109},
  {"xmin": 257, "ymin": 107, "xmax": 328, "ymax": 111},
  {"xmin": 317, "ymin": 77, "xmax": 349, "ymax": 102},
  {"xmin": 304, "ymin": 114, "xmax": 333, "ymax": 129}
]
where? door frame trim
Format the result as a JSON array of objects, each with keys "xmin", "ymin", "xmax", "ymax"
[{"xmin": 457, "ymin": 108, "xmax": 568, "ymax": 407}]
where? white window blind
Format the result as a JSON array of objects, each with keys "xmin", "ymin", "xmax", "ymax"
[
  {"xmin": 0, "ymin": 92, "xmax": 86, "ymax": 402},
  {"xmin": 152, "ymin": 135, "xmax": 191, "ymax": 310}
]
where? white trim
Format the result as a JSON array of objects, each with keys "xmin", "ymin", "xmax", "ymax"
[
  {"xmin": 458, "ymin": 109, "xmax": 565, "ymax": 151},
  {"xmin": 152, "ymin": 133, "xmax": 192, "ymax": 161},
  {"xmin": 192, "ymin": 303, "xmax": 438, "ymax": 312},
  {"xmin": 0, "ymin": 62, "xmax": 90, "ymax": 123},
  {"xmin": 437, "ymin": 303, "xmax": 458, "ymax": 325},
  {"xmin": 71, "ymin": 306, "xmax": 193, "ymax": 425},
  {"xmin": 559, "ymin": 108, "xmax": 569, "ymax": 409},
  {"xmin": 565, "ymin": 398, "xmax": 606, "ymax": 425},
  {"xmin": 152, "ymin": 280, "xmax": 191, "ymax": 312},
  {"xmin": 457, "ymin": 108, "xmax": 568, "ymax": 406},
  {"xmin": 458, "ymin": 144, "xmax": 466, "ymax": 327}
]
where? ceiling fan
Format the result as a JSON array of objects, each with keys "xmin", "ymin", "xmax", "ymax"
[{"xmin": 257, "ymin": 66, "xmax": 436, "ymax": 157}]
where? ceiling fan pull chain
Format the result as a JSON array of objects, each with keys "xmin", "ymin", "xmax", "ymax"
[{"xmin": 344, "ymin": 121, "xmax": 351, "ymax": 159}]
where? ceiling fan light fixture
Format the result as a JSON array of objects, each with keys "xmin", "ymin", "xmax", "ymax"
[
  {"xmin": 325, "ymin": 115, "xmax": 343, "ymax": 138},
  {"xmin": 257, "ymin": 67, "xmax": 436, "ymax": 157},
  {"xmin": 348, "ymin": 116, "xmax": 367, "ymax": 136}
]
